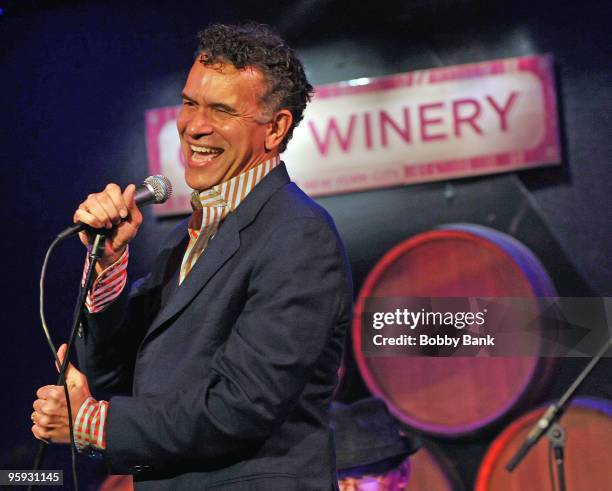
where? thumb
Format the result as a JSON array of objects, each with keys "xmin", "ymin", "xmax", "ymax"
[
  {"xmin": 122, "ymin": 184, "xmax": 143, "ymax": 224},
  {"xmin": 123, "ymin": 184, "xmax": 138, "ymax": 212},
  {"xmin": 56, "ymin": 344, "xmax": 87, "ymax": 390},
  {"xmin": 55, "ymin": 343, "xmax": 68, "ymax": 373},
  {"xmin": 55, "ymin": 343, "xmax": 76, "ymax": 375}
]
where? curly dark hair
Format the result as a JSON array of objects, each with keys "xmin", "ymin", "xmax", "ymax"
[{"xmin": 196, "ymin": 23, "xmax": 313, "ymax": 152}]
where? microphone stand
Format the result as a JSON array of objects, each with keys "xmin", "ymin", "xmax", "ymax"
[
  {"xmin": 548, "ymin": 423, "xmax": 567, "ymax": 491},
  {"xmin": 29, "ymin": 231, "xmax": 109, "ymax": 489},
  {"xmin": 506, "ymin": 336, "xmax": 612, "ymax": 489}
]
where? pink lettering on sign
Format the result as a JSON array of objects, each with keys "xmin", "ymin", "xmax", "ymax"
[
  {"xmin": 487, "ymin": 92, "xmax": 518, "ymax": 132},
  {"xmin": 303, "ymin": 178, "xmax": 333, "ymax": 190},
  {"xmin": 309, "ymin": 116, "xmax": 356, "ymax": 155},
  {"xmin": 452, "ymin": 98, "xmax": 482, "ymax": 137},
  {"xmin": 380, "ymin": 108, "xmax": 411, "ymax": 147},
  {"xmin": 419, "ymin": 102, "xmax": 448, "ymax": 142},
  {"xmin": 373, "ymin": 169, "xmax": 400, "ymax": 181},
  {"xmin": 364, "ymin": 113, "xmax": 374, "ymax": 149},
  {"xmin": 307, "ymin": 92, "xmax": 521, "ymax": 157},
  {"xmin": 336, "ymin": 174, "xmax": 367, "ymax": 185},
  {"xmin": 403, "ymin": 166, "xmax": 417, "ymax": 178}
]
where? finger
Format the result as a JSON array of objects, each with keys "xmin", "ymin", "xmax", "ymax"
[
  {"xmin": 89, "ymin": 195, "xmax": 116, "ymax": 229},
  {"xmin": 36, "ymin": 413, "xmax": 68, "ymax": 428},
  {"xmin": 56, "ymin": 343, "xmax": 68, "ymax": 368},
  {"xmin": 56, "ymin": 343, "xmax": 83, "ymax": 387},
  {"xmin": 81, "ymin": 194, "xmax": 112, "ymax": 228},
  {"xmin": 123, "ymin": 183, "xmax": 136, "ymax": 209},
  {"xmin": 36, "ymin": 385, "xmax": 57, "ymax": 399},
  {"xmin": 123, "ymin": 184, "xmax": 143, "ymax": 225},
  {"xmin": 106, "ymin": 183, "xmax": 129, "ymax": 219},
  {"xmin": 33, "ymin": 400, "xmax": 55, "ymax": 416},
  {"xmin": 42, "ymin": 386, "xmax": 63, "ymax": 402},
  {"xmin": 77, "ymin": 230, "xmax": 88, "ymax": 243},
  {"xmin": 95, "ymin": 185, "xmax": 127, "ymax": 226},
  {"xmin": 37, "ymin": 401, "xmax": 55, "ymax": 416},
  {"xmin": 55, "ymin": 343, "xmax": 76, "ymax": 375},
  {"xmin": 31, "ymin": 424, "xmax": 51, "ymax": 444},
  {"xmin": 74, "ymin": 207, "xmax": 107, "ymax": 229},
  {"xmin": 33, "ymin": 399, "xmax": 45, "ymax": 412}
]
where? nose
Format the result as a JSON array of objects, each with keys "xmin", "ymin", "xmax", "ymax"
[{"xmin": 185, "ymin": 108, "xmax": 214, "ymax": 139}]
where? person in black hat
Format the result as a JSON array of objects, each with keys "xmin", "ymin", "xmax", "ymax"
[{"xmin": 331, "ymin": 397, "xmax": 421, "ymax": 491}]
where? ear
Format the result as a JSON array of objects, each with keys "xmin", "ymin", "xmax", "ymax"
[{"xmin": 265, "ymin": 109, "xmax": 293, "ymax": 152}]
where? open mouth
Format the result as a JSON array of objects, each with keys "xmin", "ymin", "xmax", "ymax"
[{"xmin": 190, "ymin": 145, "xmax": 224, "ymax": 164}]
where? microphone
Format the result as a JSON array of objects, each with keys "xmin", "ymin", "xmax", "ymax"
[{"xmin": 56, "ymin": 175, "xmax": 173, "ymax": 240}]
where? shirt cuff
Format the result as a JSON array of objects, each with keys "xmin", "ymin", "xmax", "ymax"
[
  {"xmin": 74, "ymin": 396, "xmax": 108, "ymax": 451},
  {"xmin": 83, "ymin": 247, "xmax": 129, "ymax": 313}
]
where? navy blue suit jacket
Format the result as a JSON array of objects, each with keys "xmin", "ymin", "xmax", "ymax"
[{"xmin": 76, "ymin": 164, "xmax": 353, "ymax": 490}]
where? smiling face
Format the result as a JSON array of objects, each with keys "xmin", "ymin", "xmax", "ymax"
[{"xmin": 177, "ymin": 58, "xmax": 290, "ymax": 191}]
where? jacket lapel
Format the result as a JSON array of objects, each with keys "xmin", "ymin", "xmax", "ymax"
[{"xmin": 141, "ymin": 163, "xmax": 291, "ymax": 344}]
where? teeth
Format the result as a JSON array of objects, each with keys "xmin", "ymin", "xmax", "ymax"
[{"xmin": 190, "ymin": 145, "xmax": 221, "ymax": 154}]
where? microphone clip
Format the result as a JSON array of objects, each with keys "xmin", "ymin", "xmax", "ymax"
[{"xmin": 87, "ymin": 230, "xmax": 110, "ymax": 261}]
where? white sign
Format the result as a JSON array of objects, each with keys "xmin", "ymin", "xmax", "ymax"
[{"xmin": 145, "ymin": 55, "xmax": 560, "ymax": 214}]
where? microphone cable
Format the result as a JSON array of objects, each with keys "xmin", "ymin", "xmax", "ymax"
[
  {"xmin": 33, "ymin": 235, "xmax": 79, "ymax": 491},
  {"xmin": 32, "ymin": 175, "xmax": 171, "ymax": 490}
]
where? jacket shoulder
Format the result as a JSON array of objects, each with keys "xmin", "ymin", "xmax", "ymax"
[{"xmin": 260, "ymin": 182, "xmax": 337, "ymax": 229}]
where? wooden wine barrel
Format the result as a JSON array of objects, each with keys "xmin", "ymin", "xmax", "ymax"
[
  {"xmin": 475, "ymin": 397, "xmax": 612, "ymax": 491},
  {"xmin": 353, "ymin": 224, "xmax": 557, "ymax": 437}
]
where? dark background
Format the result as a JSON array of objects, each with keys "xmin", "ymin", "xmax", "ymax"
[{"xmin": 1, "ymin": 0, "xmax": 610, "ymax": 489}]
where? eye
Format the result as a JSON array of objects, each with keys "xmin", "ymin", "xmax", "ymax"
[
  {"xmin": 182, "ymin": 98, "xmax": 196, "ymax": 107},
  {"xmin": 213, "ymin": 107, "xmax": 232, "ymax": 117},
  {"xmin": 211, "ymin": 104, "xmax": 236, "ymax": 117}
]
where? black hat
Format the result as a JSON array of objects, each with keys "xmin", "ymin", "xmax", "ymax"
[{"xmin": 331, "ymin": 398, "xmax": 421, "ymax": 477}]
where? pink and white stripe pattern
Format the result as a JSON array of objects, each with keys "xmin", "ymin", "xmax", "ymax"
[
  {"xmin": 83, "ymin": 248, "xmax": 129, "ymax": 313},
  {"xmin": 74, "ymin": 396, "xmax": 109, "ymax": 451},
  {"xmin": 179, "ymin": 156, "xmax": 280, "ymax": 284}
]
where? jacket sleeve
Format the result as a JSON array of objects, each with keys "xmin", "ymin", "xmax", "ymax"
[
  {"xmin": 103, "ymin": 217, "xmax": 351, "ymax": 474},
  {"xmin": 76, "ymin": 271, "xmax": 159, "ymax": 395},
  {"xmin": 76, "ymin": 223, "xmax": 187, "ymax": 395}
]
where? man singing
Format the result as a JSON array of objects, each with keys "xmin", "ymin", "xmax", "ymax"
[{"xmin": 32, "ymin": 23, "xmax": 352, "ymax": 490}]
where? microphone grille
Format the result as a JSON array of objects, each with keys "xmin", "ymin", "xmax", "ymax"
[{"xmin": 144, "ymin": 175, "xmax": 173, "ymax": 203}]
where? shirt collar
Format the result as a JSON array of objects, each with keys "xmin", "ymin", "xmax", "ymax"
[{"xmin": 190, "ymin": 155, "xmax": 281, "ymax": 213}]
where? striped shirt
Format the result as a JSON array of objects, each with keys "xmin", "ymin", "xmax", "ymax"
[
  {"xmin": 75, "ymin": 155, "xmax": 281, "ymax": 451},
  {"xmin": 83, "ymin": 248, "xmax": 129, "ymax": 313},
  {"xmin": 74, "ymin": 397, "xmax": 108, "ymax": 451},
  {"xmin": 180, "ymin": 155, "xmax": 280, "ymax": 283}
]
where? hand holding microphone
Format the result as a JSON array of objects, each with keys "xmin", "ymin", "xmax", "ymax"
[{"xmin": 61, "ymin": 175, "xmax": 172, "ymax": 270}]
